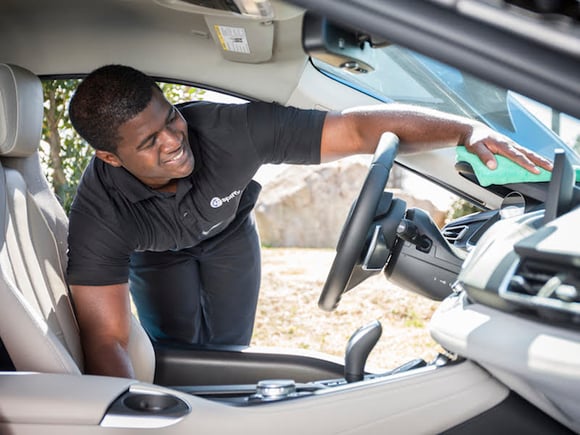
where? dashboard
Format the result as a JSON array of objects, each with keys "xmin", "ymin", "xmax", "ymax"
[{"xmin": 430, "ymin": 203, "xmax": 580, "ymax": 433}]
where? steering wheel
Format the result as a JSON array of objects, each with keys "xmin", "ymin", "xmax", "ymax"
[{"xmin": 318, "ymin": 132, "xmax": 400, "ymax": 311}]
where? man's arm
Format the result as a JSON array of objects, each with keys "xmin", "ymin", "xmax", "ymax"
[
  {"xmin": 320, "ymin": 103, "xmax": 553, "ymax": 173},
  {"xmin": 70, "ymin": 283, "xmax": 136, "ymax": 378}
]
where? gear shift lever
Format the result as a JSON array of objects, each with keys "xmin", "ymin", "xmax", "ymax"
[{"xmin": 344, "ymin": 320, "xmax": 382, "ymax": 383}]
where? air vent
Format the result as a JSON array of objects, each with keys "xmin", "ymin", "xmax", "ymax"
[
  {"xmin": 501, "ymin": 258, "xmax": 580, "ymax": 321},
  {"xmin": 442, "ymin": 225, "xmax": 467, "ymax": 242}
]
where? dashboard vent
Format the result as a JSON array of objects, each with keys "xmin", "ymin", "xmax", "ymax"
[
  {"xmin": 502, "ymin": 258, "xmax": 580, "ymax": 319},
  {"xmin": 442, "ymin": 225, "xmax": 467, "ymax": 242}
]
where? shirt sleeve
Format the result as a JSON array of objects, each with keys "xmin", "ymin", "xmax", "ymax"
[
  {"xmin": 66, "ymin": 165, "xmax": 135, "ymax": 286},
  {"xmin": 66, "ymin": 207, "xmax": 133, "ymax": 286},
  {"xmin": 245, "ymin": 102, "xmax": 327, "ymax": 165}
]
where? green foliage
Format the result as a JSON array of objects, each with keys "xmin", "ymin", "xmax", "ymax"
[
  {"xmin": 41, "ymin": 79, "xmax": 92, "ymax": 214},
  {"xmin": 446, "ymin": 198, "xmax": 480, "ymax": 222},
  {"xmin": 158, "ymin": 82, "xmax": 206, "ymax": 105},
  {"xmin": 40, "ymin": 80, "xmax": 205, "ymax": 214}
]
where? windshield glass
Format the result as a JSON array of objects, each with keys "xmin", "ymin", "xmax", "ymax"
[{"xmin": 312, "ymin": 45, "xmax": 580, "ymax": 165}]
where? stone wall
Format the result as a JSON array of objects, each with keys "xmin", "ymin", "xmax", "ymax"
[{"xmin": 255, "ymin": 158, "xmax": 447, "ymax": 248}]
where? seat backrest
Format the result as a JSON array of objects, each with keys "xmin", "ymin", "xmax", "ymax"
[{"xmin": 0, "ymin": 63, "xmax": 155, "ymax": 382}]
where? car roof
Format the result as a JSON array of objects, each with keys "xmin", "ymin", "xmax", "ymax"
[
  {"xmin": 0, "ymin": 0, "xmax": 308, "ymax": 104},
  {"xmin": 4, "ymin": 0, "xmax": 577, "ymax": 117}
]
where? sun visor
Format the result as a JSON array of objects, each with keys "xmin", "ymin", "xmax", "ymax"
[
  {"xmin": 205, "ymin": 15, "xmax": 274, "ymax": 63},
  {"xmin": 153, "ymin": 0, "xmax": 305, "ymax": 63},
  {"xmin": 156, "ymin": 0, "xmax": 275, "ymax": 19}
]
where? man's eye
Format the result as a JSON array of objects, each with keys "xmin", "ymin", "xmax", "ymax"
[
  {"xmin": 142, "ymin": 137, "xmax": 156, "ymax": 150},
  {"xmin": 168, "ymin": 108, "xmax": 178, "ymax": 124}
]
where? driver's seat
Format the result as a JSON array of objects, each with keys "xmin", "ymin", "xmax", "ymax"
[{"xmin": 0, "ymin": 63, "xmax": 155, "ymax": 382}]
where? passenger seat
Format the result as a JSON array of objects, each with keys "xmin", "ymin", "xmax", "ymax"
[{"xmin": 0, "ymin": 63, "xmax": 155, "ymax": 382}]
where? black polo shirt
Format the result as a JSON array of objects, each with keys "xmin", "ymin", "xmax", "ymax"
[{"xmin": 66, "ymin": 101, "xmax": 327, "ymax": 286}]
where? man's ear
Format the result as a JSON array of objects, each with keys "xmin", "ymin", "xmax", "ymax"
[{"xmin": 95, "ymin": 150, "xmax": 123, "ymax": 167}]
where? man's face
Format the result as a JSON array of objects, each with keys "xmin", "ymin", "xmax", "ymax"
[{"xmin": 96, "ymin": 88, "xmax": 195, "ymax": 190}]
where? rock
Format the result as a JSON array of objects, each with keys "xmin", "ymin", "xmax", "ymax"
[{"xmin": 255, "ymin": 158, "xmax": 446, "ymax": 248}]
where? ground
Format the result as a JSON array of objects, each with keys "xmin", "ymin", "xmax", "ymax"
[{"xmin": 252, "ymin": 247, "xmax": 444, "ymax": 372}]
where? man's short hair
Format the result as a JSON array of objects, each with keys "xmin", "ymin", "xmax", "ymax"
[{"xmin": 69, "ymin": 64, "xmax": 160, "ymax": 153}]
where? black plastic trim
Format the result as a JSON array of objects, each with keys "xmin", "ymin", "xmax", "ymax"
[
  {"xmin": 153, "ymin": 344, "xmax": 345, "ymax": 386},
  {"xmin": 441, "ymin": 392, "xmax": 576, "ymax": 434},
  {"xmin": 290, "ymin": 0, "xmax": 580, "ymax": 119},
  {"xmin": 0, "ymin": 337, "xmax": 15, "ymax": 371}
]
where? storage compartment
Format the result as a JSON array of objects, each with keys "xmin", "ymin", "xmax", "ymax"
[
  {"xmin": 123, "ymin": 393, "xmax": 187, "ymax": 413},
  {"xmin": 101, "ymin": 386, "xmax": 190, "ymax": 428}
]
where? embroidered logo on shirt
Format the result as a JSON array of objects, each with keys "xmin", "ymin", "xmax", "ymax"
[
  {"xmin": 210, "ymin": 190, "xmax": 241, "ymax": 208},
  {"xmin": 201, "ymin": 221, "xmax": 223, "ymax": 236}
]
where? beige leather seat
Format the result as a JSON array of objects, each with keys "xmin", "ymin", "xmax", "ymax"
[{"xmin": 0, "ymin": 63, "xmax": 155, "ymax": 382}]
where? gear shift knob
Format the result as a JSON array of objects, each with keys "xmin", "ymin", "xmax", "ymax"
[{"xmin": 344, "ymin": 320, "xmax": 382, "ymax": 383}]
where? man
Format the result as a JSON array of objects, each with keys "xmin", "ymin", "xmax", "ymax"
[{"xmin": 67, "ymin": 64, "xmax": 551, "ymax": 379}]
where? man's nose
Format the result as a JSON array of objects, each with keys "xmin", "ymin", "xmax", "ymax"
[{"xmin": 158, "ymin": 126, "xmax": 181, "ymax": 150}]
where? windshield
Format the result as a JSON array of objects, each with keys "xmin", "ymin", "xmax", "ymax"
[{"xmin": 312, "ymin": 45, "xmax": 580, "ymax": 165}]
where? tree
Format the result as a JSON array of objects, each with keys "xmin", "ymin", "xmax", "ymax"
[
  {"xmin": 446, "ymin": 198, "xmax": 480, "ymax": 222},
  {"xmin": 159, "ymin": 82, "xmax": 206, "ymax": 104},
  {"xmin": 41, "ymin": 79, "xmax": 92, "ymax": 214},
  {"xmin": 41, "ymin": 80, "xmax": 206, "ymax": 214}
]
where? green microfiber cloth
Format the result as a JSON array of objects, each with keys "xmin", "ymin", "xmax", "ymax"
[{"xmin": 456, "ymin": 145, "xmax": 579, "ymax": 187}]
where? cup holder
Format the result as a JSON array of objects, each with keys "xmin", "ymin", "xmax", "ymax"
[
  {"xmin": 120, "ymin": 392, "xmax": 189, "ymax": 416},
  {"xmin": 122, "ymin": 393, "xmax": 187, "ymax": 414},
  {"xmin": 102, "ymin": 389, "xmax": 191, "ymax": 428}
]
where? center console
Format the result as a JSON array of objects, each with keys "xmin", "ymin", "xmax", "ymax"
[{"xmin": 0, "ymin": 356, "xmax": 509, "ymax": 434}]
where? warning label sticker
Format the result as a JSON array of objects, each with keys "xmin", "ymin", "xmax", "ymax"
[{"xmin": 214, "ymin": 25, "xmax": 250, "ymax": 54}]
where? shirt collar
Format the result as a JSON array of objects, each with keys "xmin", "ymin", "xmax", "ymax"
[
  {"xmin": 108, "ymin": 163, "xmax": 159, "ymax": 202},
  {"xmin": 96, "ymin": 157, "xmax": 193, "ymax": 203}
]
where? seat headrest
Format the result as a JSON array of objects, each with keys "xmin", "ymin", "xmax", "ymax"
[{"xmin": 0, "ymin": 64, "xmax": 43, "ymax": 157}]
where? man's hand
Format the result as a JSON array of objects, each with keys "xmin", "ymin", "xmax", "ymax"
[{"xmin": 464, "ymin": 124, "xmax": 553, "ymax": 174}]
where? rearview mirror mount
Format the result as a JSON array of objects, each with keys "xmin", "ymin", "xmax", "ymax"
[{"xmin": 302, "ymin": 12, "xmax": 387, "ymax": 74}]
